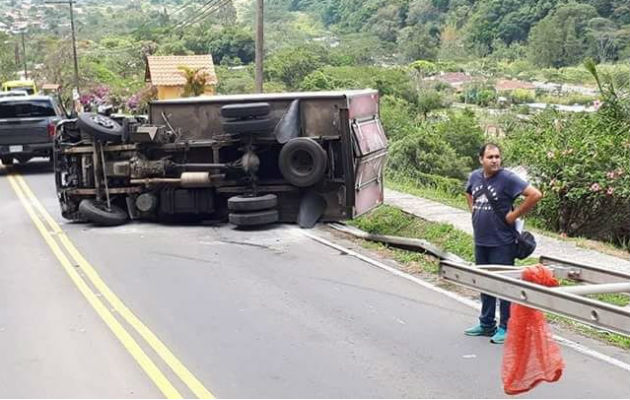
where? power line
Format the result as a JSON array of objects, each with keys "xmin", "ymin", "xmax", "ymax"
[
  {"xmin": 176, "ymin": 0, "xmax": 232, "ymax": 30},
  {"xmin": 173, "ymin": 0, "xmax": 223, "ymax": 30},
  {"xmin": 170, "ymin": 0, "xmax": 195, "ymax": 16}
]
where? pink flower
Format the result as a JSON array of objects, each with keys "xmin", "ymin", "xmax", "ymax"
[
  {"xmin": 590, "ymin": 183, "xmax": 601, "ymax": 192},
  {"xmin": 606, "ymin": 187, "xmax": 615, "ymax": 196},
  {"xmin": 560, "ymin": 232, "xmax": 567, "ymax": 238},
  {"xmin": 606, "ymin": 171, "xmax": 616, "ymax": 179}
]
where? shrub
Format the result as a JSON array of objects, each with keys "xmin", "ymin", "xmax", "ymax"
[
  {"xmin": 387, "ymin": 124, "xmax": 470, "ymax": 180},
  {"xmin": 503, "ymin": 108, "xmax": 629, "ymax": 246},
  {"xmin": 509, "ymin": 89, "xmax": 535, "ymax": 104},
  {"xmin": 379, "ymin": 95, "xmax": 419, "ymax": 141},
  {"xmin": 417, "ymin": 89, "xmax": 449, "ymax": 118},
  {"xmin": 434, "ymin": 110, "xmax": 485, "ymax": 170},
  {"xmin": 299, "ymin": 66, "xmax": 417, "ymax": 104}
]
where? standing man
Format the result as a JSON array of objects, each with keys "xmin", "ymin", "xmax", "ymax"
[{"xmin": 464, "ymin": 143, "xmax": 542, "ymax": 344}]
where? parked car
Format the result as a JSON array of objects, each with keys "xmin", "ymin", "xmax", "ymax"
[
  {"xmin": 53, "ymin": 90, "xmax": 388, "ymax": 228},
  {"xmin": 0, "ymin": 96, "xmax": 66, "ymax": 165}
]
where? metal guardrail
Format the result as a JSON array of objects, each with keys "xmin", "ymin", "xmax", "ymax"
[{"xmin": 327, "ymin": 223, "xmax": 629, "ymax": 335}]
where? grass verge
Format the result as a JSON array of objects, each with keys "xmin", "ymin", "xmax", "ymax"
[{"xmin": 348, "ymin": 205, "xmax": 630, "ymax": 350}]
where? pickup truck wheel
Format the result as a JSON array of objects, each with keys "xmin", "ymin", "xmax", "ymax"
[
  {"xmin": 222, "ymin": 118, "xmax": 274, "ymax": 134},
  {"xmin": 1, "ymin": 156, "xmax": 13, "ymax": 165},
  {"xmin": 229, "ymin": 209, "xmax": 279, "ymax": 227},
  {"xmin": 228, "ymin": 194, "xmax": 277, "ymax": 212},
  {"xmin": 77, "ymin": 113, "xmax": 123, "ymax": 143},
  {"xmin": 79, "ymin": 199, "xmax": 129, "ymax": 226},
  {"xmin": 221, "ymin": 103, "xmax": 271, "ymax": 119},
  {"xmin": 278, "ymin": 137, "xmax": 327, "ymax": 187}
]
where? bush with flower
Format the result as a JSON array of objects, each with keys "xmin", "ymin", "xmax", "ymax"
[{"xmin": 503, "ymin": 61, "xmax": 629, "ymax": 247}]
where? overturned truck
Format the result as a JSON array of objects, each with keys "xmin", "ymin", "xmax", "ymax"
[{"xmin": 53, "ymin": 90, "xmax": 388, "ymax": 228}]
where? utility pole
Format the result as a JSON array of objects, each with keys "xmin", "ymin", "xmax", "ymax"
[
  {"xmin": 46, "ymin": 0, "xmax": 80, "ymax": 111},
  {"xmin": 20, "ymin": 30, "xmax": 27, "ymax": 79},
  {"xmin": 46, "ymin": 0, "xmax": 80, "ymax": 91},
  {"xmin": 255, "ymin": 0, "xmax": 263, "ymax": 93}
]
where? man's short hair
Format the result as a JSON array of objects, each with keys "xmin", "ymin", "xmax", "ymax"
[{"xmin": 479, "ymin": 143, "xmax": 501, "ymax": 157}]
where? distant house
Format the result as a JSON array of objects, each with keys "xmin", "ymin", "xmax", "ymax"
[
  {"xmin": 145, "ymin": 55, "xmax": 218, "ymax": 100},
  {"xmin": 424, "ymin": 72, "xmax": 478, "ymax": 92},
  {"xmin": 495, "ymin": 79, "xmax": 535, "ymax": 92},
  {"xmin": 41, "ymin": 83, "xmax": 60, "ymax": 95}
]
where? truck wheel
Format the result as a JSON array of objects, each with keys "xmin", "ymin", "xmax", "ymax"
[
  {"xmin": 229, "ymin": 209, "xmax": 279, "ymax": 227},
  {"xmin": 228, "ymin": 194, "xmax": 278, "ymax": 212},
  {"xmin": 79, "ymin": 199, "xmax": 129, "ymax": 226},
  {"xmin": 278, "ymin": 137, "xmax": 327, "ymax": 187},
  {"xmin": 221, "ymin": 103, "xmax": 271, "ymax": 119},
  {"xmin": 77, "ymin": 113, "xmax": 123, "ymax": 143},
  {"xmin": 1, "ymin": 156, "xmax": 13, "ymax": 165},
  {"xmin": 222, "ymin": 118, "xmax": 274, "ymax": 134}
]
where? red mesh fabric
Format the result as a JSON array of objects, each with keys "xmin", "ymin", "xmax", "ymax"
[{"xmin": 502, "ymin": 265, "xmax": 565, "ymax": 395}]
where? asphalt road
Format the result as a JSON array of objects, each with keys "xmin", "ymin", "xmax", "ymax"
[{"xmin": 1, "ymin": 160, "xmax": 629, "ymax": 398}]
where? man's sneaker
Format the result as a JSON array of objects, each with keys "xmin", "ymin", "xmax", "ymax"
[
  {"xmin": 490, "ymin": 327, "xmax": 507, "ymax": 344},
  {"xmin": 464, "ymin": 324, "xmax": 496, "ymax": 336}
]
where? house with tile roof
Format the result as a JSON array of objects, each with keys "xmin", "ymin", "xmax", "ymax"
[
  {"xmin": 495, "ymin": 79, "xmax": 535, "ymax": 92},
  {"xmin": 145, "ymin": 55, "xmax": 218, "ymax": 100}
]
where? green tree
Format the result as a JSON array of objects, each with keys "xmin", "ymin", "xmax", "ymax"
[
  {"xmin": 527, "ymin": 18, "xmax": 564, "ymax": 67},
  {"xmin": 265, "ymin": 44, "xmax": 330, "ymax": 89},
  {"xmin": 397, "ymin": 25, "xmax": 439, "ymax": 62}
]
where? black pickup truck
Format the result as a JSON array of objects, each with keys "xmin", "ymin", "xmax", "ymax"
[{"xmin": 0, "ymin": 95, "xmax": 65, "ymax": 165}]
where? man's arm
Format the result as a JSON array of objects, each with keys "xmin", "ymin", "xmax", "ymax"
[
  {"xmin": 466, "ymin": 193, "xmax": 473, "ymax": 212},
  {"xmin": 506, "ymin": 185, "xmax": 542, "ymax": 224}
]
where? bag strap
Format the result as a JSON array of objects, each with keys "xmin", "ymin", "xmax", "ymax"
[{"xmin": 480, "ymin": 174, "xmax": 519, "ymax": 237}]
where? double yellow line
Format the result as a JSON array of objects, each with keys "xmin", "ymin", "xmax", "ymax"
[{"xmin": 6, "ymin": 171, "xmax": 214, "ymax": 399}]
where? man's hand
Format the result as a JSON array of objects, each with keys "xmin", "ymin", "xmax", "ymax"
[
  {"xmin": 505, "ymin": 211, "xmax": 518, "ymax": 225},
  {"xmin": 506, "ymin": 185, "xmax": 543, "ymax": 225}
]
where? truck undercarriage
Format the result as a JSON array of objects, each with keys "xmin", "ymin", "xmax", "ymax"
[{"xmin": 54, "ymin": 90, "xmax": 388, "ymax": 228}]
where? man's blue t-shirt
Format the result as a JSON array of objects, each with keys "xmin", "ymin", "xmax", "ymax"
[{"xmin": 465, "ymin": 168, "xmax": 528, "ymax": 247}]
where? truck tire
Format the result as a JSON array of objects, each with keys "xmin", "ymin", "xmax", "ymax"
[
  {"xmin": 229, "ymin": 209, "xmax": 279, "ymax": 227},
  {"xmin": 77, "ymin": 113, "xmax": 123, "ymax": 143},
  {"xmin": 222, "ymin": 118, "xmax": 274, "ymax": 134},
  {"xmin": 278, "ymin": 137, "xmax": 327, "ymax": 187},
  {"xmin": 79, "ymin": 199, "xmax": 129, "ymax": 226},
  {"xmin": 228, "ymin": 194, "xmax": 278, "ymax": 212},
  {"xmin": 221, "ymin": 103, "xmax": 271, "ymax": 119},
  {"xmin": 1, "ymin": 156, "xmax": 13, "ymax": 165}
]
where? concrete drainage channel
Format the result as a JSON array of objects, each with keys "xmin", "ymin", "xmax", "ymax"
[{"xmin": 302, "ymin": 223, "xmax": 630, "ymax": 372}]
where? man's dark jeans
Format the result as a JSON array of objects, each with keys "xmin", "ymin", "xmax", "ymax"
[{"xmin": 475, "ymin": 243, "xmax": 517, "ymax": 330}]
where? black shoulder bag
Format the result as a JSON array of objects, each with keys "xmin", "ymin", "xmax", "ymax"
[{"xmin": 480, "ymin": 180, "xmax": 536, "ymax": 260}]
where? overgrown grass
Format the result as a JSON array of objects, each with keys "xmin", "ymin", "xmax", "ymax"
[
  {"xmin": 348, "ymin": 205, "xmax": 630, "ymax": 349},
  {"xmin": 351, "ymin": 205, "xmax": 475, "ymax": 262}
]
